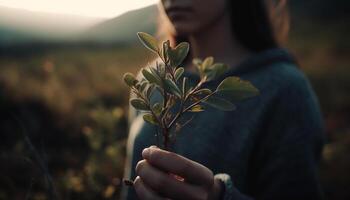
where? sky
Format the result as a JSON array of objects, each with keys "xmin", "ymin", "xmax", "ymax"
[{"xmin": 0, "ymin": 0, "xmax": 158, "ymax": 18}]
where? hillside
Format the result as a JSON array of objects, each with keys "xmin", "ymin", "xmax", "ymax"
[
  {"xmin": 83, "ymin": 5, "xmax": 157, "ymax": 44},
  {"xmin": 0, "ymin": 5, "xmax": 158, "ymax": 46},
  {"xmin": 0, "ymin": 6, "xmax": 103, "ymax": 46}
]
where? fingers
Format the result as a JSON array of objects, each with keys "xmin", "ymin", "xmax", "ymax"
[
  {"xmin": 142, "ymin": 147, "xmax": 214, "ymax": 186},
  {"xmin": 134, "ymin": 176, "xmax": 165, "ymax": 200},
  {"xmin": 136, "ymin": 160, "xmax": 207, "ymax": 200}
]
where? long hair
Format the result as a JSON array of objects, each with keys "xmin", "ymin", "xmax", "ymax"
[
  {"xmin": 230, "ymin": 0, "xmax": 278, "ymax": 52},
  {"xmin": 158, "ymin": 0, "xmax": 289, "ymax": 52}
]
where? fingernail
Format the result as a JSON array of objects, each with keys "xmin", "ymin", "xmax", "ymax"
[
  {"xmin": 142, "ymin": 148, "xmax": 150, "ymax": 159},
  {"xmin": 150, "ymin": 145, "xmax": 158, "ymax": 149}
]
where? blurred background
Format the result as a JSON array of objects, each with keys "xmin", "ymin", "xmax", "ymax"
[{"xmin": 0, "ymin": 0, "xmax": 349, "ymax": 199}]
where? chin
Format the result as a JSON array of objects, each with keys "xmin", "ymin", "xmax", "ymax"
[{"xmin": 171, "ymin": 23, "xmax": 199, "ymax": 37}]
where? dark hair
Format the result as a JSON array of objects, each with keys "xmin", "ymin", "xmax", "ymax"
[
  {"xmin": 229, "ymin": 0, "xmax": 279, "ymax": 52},
  {"xmin": 162, "ymin": 0, "xmax": 283, "ymax": 53}
]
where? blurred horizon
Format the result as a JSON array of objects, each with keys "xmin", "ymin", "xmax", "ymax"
[{"xmin": 0, "ymin": 0, "xmax": 158, "ymax": 18}]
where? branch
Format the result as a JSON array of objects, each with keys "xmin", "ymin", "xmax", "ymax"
[{"xmin": 167, "ymin": 91, "xmax": 216, "ymax": 130}]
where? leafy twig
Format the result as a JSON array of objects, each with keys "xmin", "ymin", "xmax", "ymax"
[{"xmin": 123, "ymin": 32, "xmax": 259, "ymax": 151}]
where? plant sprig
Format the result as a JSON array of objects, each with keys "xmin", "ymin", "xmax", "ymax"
[{"xmin": 123, "ymin": 32, "xmax": 259, "ymax": 151}]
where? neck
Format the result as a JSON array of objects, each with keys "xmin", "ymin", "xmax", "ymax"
[{"xmin": 187, "ymin": 13, "xmax": 252, "ymax": 69}]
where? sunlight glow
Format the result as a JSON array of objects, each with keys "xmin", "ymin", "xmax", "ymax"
[{"xmin": 0, "ymin": 0, "xmax": 158, "ymax": 18}]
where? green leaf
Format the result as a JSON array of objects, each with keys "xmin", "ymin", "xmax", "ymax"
[
  {"xmin": 174, "ymin": 67, "xmax": 184, "ymax": 81},
  {"xmin": 152, "ymin": 103, "xmax": 162, "ymax": 116},
  {"xmin": 172, "ymin": 42, "xmax": 189, "ymax": 67},
  {"xmin": 143, "ymin": 113, "xmax": 158, "ymax": 125},
  {"xmin": 192, "ymin": 58, "xmax": 202, "ymax": 66},
  {"xmin": 142, "ymin": 68, "xmax": 162, "ymax": 85},
  {"xmin": 189, "ymin": 104, "xmax": 204, "ymax": 112},
  {"xmin": 164, "ymin": 78, "xmax": 182, "ymax": 98},
  {"xmin": 130, "ymin": 98, "xmax": 149, "ymax": 110},
  {"xmin": 123, "ymin": 73, "xmax": 137, "ymax": 87},
  {"xmin": 205, "ymin": 63, "xmax": 228, "ymax": 81},
  {"xmin": 192, "ymin": 57, "xmax": 205, "ymax": 77},
  {"xmin": 202, "ymin": 57, "xmax": 214, "ymax": 71},
  {"xmin": 204, "ymin": 96, "xmax": 236, "ymax": 111},
  {"xmin": 157, "ymin": 62, "xmax": 166, "ymax": 78},
  {"xmin": 212, "ymin": 63, "xmax": 228, "ymax": 75},
  {"xmin": 137, "ymin": 32, "xmax": 159, "ymax": 54},
  {"xmin": 149, "ymin": 67, "xmax": 161, "ymax": 80},
  {"xmin": 216, "ymin": 77, "xmax": 259, "ymax": 101},
  {"xmin": 193, "ymin": 88, "xmax": 212, "ymax": 96},
  {"xmin": 146, "ymin": 84, "xmax": 155, "ymax": 98}
]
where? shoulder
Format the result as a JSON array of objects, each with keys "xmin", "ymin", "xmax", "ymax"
[
  {"xmin": 256, "ymin": 62, "xmax": 325, "ymax": 150},
  {"xmin": 276, "ymin": 64, "xmax": 317, "ymax": 103},
  {"xmin": 249, "ymin": 60, "xmax": 323, "ymax": 127},
  {"xmin": 260, "ymin": 62, "xmax": 319, "ymax": 109},
  {"xmin": 234, "ymin": 48, "xmax": 313, "ymax": 101},
  {"xmin": 261, "ymin": 62, "xmax": 324, "ymax": 130},
  {"xmin": 251, "ymin": 61, "xmax": 315, "ymax": 101}
]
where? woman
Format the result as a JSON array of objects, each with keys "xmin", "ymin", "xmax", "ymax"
[{"xmin": 122, "ymin": 0, "xmax": 325, "ymax": 199}]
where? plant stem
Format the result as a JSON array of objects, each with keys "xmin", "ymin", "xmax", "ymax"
[
  {"xmin": 166, "ymin": 101, "xmax": 184, "ymax": 130},
  {"xmin": 166, "ymin": 79, "xmax": 205, "ymax": 130},
  {"xmin": 167, "ymin": 92, "xmax": 215, "ymax": 130},
  {"xmin": 133, "ymin": 85, "xmax": 172, "ymax": 150},
  {"xmin": 162, "ymin": 126, "xmax": 170, "ymax": 150},
  {"xmin": 183, "ymin": 92, "xmax": 216, "ymax": 113}
]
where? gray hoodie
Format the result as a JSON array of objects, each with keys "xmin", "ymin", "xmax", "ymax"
[{"xmin": 121, "ymin": 48, "xmax": 325, "ymax": 200}]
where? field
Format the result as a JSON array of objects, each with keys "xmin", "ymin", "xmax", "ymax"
[
  {"xmin": 0, "ymin": 45, "xmax": 157, "ymax": 199},
  {"xmin": 0, "ymin": 22, "xmax": 349, "ymax": 199}
]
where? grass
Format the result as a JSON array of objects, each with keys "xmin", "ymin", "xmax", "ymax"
[
  {"xmin": 0, "ymin": 22, "xmax": 349, "ymax": 199},
  {"xmin": 0, "ymin": 45, "xmax": 156, "ymax": 199}
]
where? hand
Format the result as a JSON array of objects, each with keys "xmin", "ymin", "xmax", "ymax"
[{"xmin": 134, "ymin": 146, "xmax": 222, "ymax": 200}]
